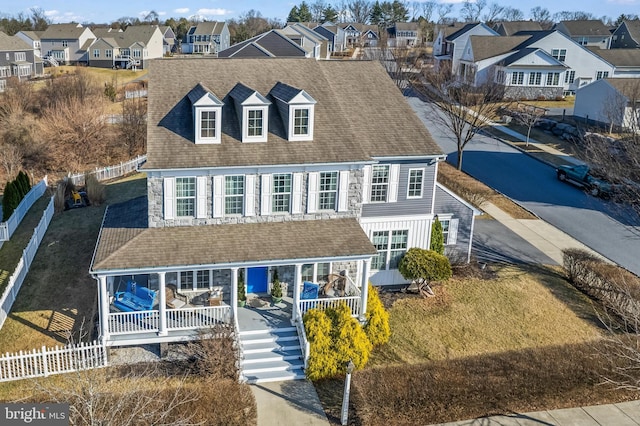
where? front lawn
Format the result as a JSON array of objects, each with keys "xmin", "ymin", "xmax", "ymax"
[{"xmin": 315, "ymin": 265, "xmax": 639, "ymax": 424}]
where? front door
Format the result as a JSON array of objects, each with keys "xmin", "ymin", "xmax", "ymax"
[{"xmin": 246, "ymin": 267, "xmax": 268, "ymax": 293}]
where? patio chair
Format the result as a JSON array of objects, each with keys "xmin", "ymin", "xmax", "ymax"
[
  {"xmin": 301, "ymin": 281, "xmax": 319, "ymax": 300},
  {"xmin": 165, "ymin": 284, "xmax": 187, "ymax": 309}
]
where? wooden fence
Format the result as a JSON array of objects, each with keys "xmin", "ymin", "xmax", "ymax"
[
  {"xmin": 67, "ymin": 155, "xmax": 146, "ymax": 186},
  {"xmin": 0, "ymin": 341, "xmax": 107, "ymax": 382},
  {"xmin": 0, "ymin": 177, "xmax": 48, "ymax": 242},
  {"xmin": 0, "ymin": 197, "xmax": 54, "ymax": 330}
]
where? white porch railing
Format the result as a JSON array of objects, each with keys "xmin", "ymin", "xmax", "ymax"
[
  {"xmin": 67, "ymin": 155, "xmax": 147, "ymax": 186},
  {"xmin": 298, "ymin": 296, "xmax": 361, "ymax": 318},
  {"xmin": 107, "ymin": 305, "xmax": 231, "ymax": 335},
  {"xmin": 295, "ymin": 317, "xmax": 310, "ymax": 370},
  {"xmin": 0, "ymin": 341, "xmax": 107, "ymax": 382}
]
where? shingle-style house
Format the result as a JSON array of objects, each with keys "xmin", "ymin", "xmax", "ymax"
[
  {"xmin": 89, "ymin": 58, "xmax": 478, "ymax": 381},
  {"xmin": 182, "ymin": 21, "xmax": 230, "ymax": 55},
  {"xmin": 432, "ymin": 22, "xmax": 465, "ymax": 57},
  {"xmin": 574, "ymin": 78, "xmax": 640, "ymax": 130},
  {"xmin": 611, "ymin": 20, "xmax": 640, "ymax": 49},
  {"xmin": 281, "ymin": 23, "xmax": 330, "ymax": 59},
  {"xmin": 40, "ymin": 23, "xmax": 95, "ymax": 65},
  {"xmin": 493, "ymin": 21, "xmax": 543, "ymax": 36},
  {"xmin": 434, "ymin": 22, "xmax": 498, "ymax": 72},
  {"xmin": 312, "ymin": 23, "xmax": 347, "ymax": 52},
  {"xmin": 554, "ymin": 20, "xmax": 612, "ymax": 49},
  {"xmin": 159, "ymin": 25, "xmax": 176, "ymax": 55},
  {"xmin": 0, "ymin": 31, "xmax": 43, "ymax": 92},
  {"xmin": 89, "ymin": 25, "xmax": 164, "ymax": 69},
  {"xmin": 387, "ymin": 22, "xmax": 420, "ymax": 48},
  {"xmin": 15, "ymin": 31, "xmax": 43, "ymax": 57},
  {"xmin": 218, "ymin": 30, "xmax": 310, "ymax": 58}
]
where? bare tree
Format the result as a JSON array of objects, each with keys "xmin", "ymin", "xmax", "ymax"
[
  {"xmin": 530, "ymin": 6, "xmax": 553, "ymax": 29},
  {"xmin": 482, "ymin": 3, "xmax": 505, "ymax": 27},
  {"xmin": 460, "ymin": 0, "xmax": 486, "ymax": 22},
  {"xmin": 348, "ymin": 0, "xmax": 372, "ymax": 23},
  {"xmin": 509, "ymin": 102, "xmax": 547, "ymax": 146},
  {"xmin": 553, "ymin": 10, "xmax": 596, "ymax": 21},
  {"xmin": 420, "ymin": 1, "xmax": 436, "ymax": 23},
  {"xmin": 411, "ymin": 63, "xmax": 504, "ymax": 170},
  {"xmin": 501, "ymin": 6, "xmax": 524, "ymax": 21},
  {"xmin": 437, "ymin": 3, "xmax": 454, "ymax": 24},
  {"xmin": 120, "ymin": 94, "xmax": 147, "ymax": 156},
  {"xmin": 311, "ymin": 0, "xmax": 327, "ymax": 22}
]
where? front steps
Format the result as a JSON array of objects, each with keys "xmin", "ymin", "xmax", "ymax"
[{"xmin": 239, "ymin": 327, "xmax": 306, "ymax": 383}]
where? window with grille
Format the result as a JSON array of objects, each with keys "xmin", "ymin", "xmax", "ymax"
[
  {"xmin": 407, "ymin": 169, "xmax": 424, "ymax": 198},
  {"xmin": 511, "ymin": 72, "xmax": 524, "ymax": 85},
  {"xmin": 197, "ymin": 270, "xmax": 210, "ymax": 289},
  {"xmin": 176, "ymin": 177, "xmax": 195, "ymax": 217},
  {"xmin": 200, "ymin": 110, "xmax": 216, "ymax": 138},
  {"xmin": 225, "ymin": 175, "xmax": 244, "ymax": 215},
  {"xmin": 565, "ymin": 70, "xmax": 575, "ymax": 84},
  {"xmin": 596, "ymin": 71, "xmax": 609, "ymax": 80},
  {"xmin": 272, "ymin": 173, "xmax": 292, "ymax": 213},
  {"xmin": 371, "ymin": 230, "xmax": 409, "ymax": 270},
  {"xmin": 546, "ymin": 72, "xmax": 560, "ymax": 86},
  {"xmin": 319, "ymin": 172, "xmax": 338, "ymax": 210},
  {"xmin": 529, "ymin": 72, "xmax": 541, "ymax": 85},
  {"xmin": 551, "ymin": 49, "xmax": 566, "ymax": 62},
  {"xmin": 247, "ymin": 109, "xmax": 263, "ymax": 136},
  {"xmin": 293, "ymin": 108, "xmax": 309, "ymax": 135},
  {"xmin": 370, "ymin": 165, "xmax": 389, "ymax": 202}
]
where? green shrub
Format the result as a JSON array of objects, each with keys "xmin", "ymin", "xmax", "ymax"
[
  {"xmin": 271, "ymin": 268, "xmax": 282, "ymax": 298},
  {"xmin": 430, "ymin": 218, "xmax": 445, "ymax": 255},
  {"xmin": 325, "ymin": 303, "xmax": 372, "ymax": 372},
  {"xmin": 85, "ymin": 173, "xmax": 105, "ymax": 206},
  {"xmin": 304, "ymin": 309, "xmax": 338, "ymax": 380},
  {"xmin": 237, "ymin": 273, "xmax": 246, "ymax": 303},
  {"xmin": 2, "ymin": 181, "xmax": 17, "ymax": 218},
  {"xmin": 399, "ymin": 248, "xmax": 452, "ymax": 285},
  {"xmin": 364, "ymin": 283, "xmax": 391, "ymax": 347}
]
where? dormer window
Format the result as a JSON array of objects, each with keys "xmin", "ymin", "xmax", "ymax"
[
  {"xmin": 269, "ymin": 82, "xmax": 316, "ymax": 142},
  {"xmin": 188, "ymin": 83, "xmax": 223, "ymax": 144},
  {"xmin": 229, "ymin": 83, "xmax": 270, "ymax": 143}
]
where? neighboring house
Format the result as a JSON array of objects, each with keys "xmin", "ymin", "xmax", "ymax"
[
  {"xmin": 342, "ymin": 23, "xmax": 366, "ymax": 46},
  {"xmin": 89, "ymin": 58, "xmax": 479, "ymax": 369},
  {"xmin": 0, "ymin": 31, "xmax": 43, "ymax": 91},
  {"xmin": 387, "ymin": 22, "xmax": 420, "ymax": 48},
  {"xmin": 159, "ymin": 25, "xmax": 176, "ymax": 54},
  {"xmin": 15, "ymin": 30, "xmax": 43, "ymax": 57},
  {"xmin": 574, "ymin": 78, "xmax": 640, "ymax": 130},
  {"xmin": 91, "ymin": 27, "xmax": 122, "ymax": 39},
  {"xmin": 40, "ymin": 23, "xmax": 95, "ymax": 65},
  {"xmin": 611, "ymin": 20, "xmax": 640, "ymax": 49},
  {"xmin": 554, "ymin": 20, "xmax": 612, "ymax": 49},
  {"xmin": 182, "ymin": 21, "xmax": 230, "ymax": 55},
  {"xmin": 494, "ymin": 21, "xmax": 542, "ymax": 36},
  {"xmin": 89, "ymin": 25, "xmax": 164, "ymax": 69},
  {"xmin": 218, "ymin": 30, "xmax": 310, "ymax": 58},
  {"xmin": 587, "ymin": 48, "xmax": 640, "ymax": 77},
  {"xmin": 281, "ymin": 23, "xmax": 330, "ymax": 59},
  {"xmin": 360, "ymin": 27, "xmax": 379, "ymax": 47},
  {"xmin": 313, "ymin": 23, "xmax": 347, "ymax": 52},
  {"xmin": 434, "ymin": 22, "xmax": 498, "ymax": 72},
  {"xmin": 432, "ymin": 22, "xmax": 465, "ymax": 57}
]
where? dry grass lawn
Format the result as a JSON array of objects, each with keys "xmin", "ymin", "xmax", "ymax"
[
  {"xmin": 0, "ymin": 174, "xmax": 146, "ymax": 353},
  {"xmin": 45, "ymin": 66, "xmax": 147, "ymax": 86}
]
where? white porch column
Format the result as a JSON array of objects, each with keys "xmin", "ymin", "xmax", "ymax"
[
  {"xmin": 359, "ymin": 259, "xmax": 371, "ymax": 320},
  {"xmin": 293, "ymin": 263, "xmax": 302, "ymax": 322},
  {"xmin": 158, "ymin": 272, "xmax": 168, "ymax": 336},
  {"xmin": 98, "ymin": 275, "xmax": 110, "ymax": 343},
  {"xmin": 231, "ymin": 267, "xmax": 238, "ymax": 329}
]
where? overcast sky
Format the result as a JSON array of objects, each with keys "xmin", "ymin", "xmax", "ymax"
[{"xmin": 2, "ymin": 0, "xmax": 638, "ymax": 24}]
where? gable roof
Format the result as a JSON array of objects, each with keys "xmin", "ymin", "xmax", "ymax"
[
  {"xmin": 91, "ymin": 196, "xmax": 376, "ymax": 272},
  {"xmin": 92, "ymin": 27, "xmax": 121, "ymax": 38},
  {"xmin": 468, "ymin": 35, "xmax": 531, "ymax": 61},
  {"xmin": 618, "ymin": 20, "xmax": 640, "ymax": 44},
  {"xmin": 500, "ymin": 48, "xmax": 567, "ymax": 67},
  {"xmin": 40, "ymin": 23, "xmax": 88, "ymax": 39},
  {"xmin": 605, "ymin": 78, "xmax": 640, "ymax": 99},
  {"xmin": 495, "ymin": 21, "xmax": 542, "ymax": 36},
  {"xmin": 557, "ymin": 20, "xmax": 610, "ymax": 37},
  {"xmin": 283, "ymin": 23, "xmax": 328, "ymax": 42},
  {"xmin": 218, "ymin": 30, "xmax": 308, "ymax": 58},
  {"xmin": 447, "ymin": 22, "xmax": 497, "ymax": 41},
  {"xmin": 190, "ymin": 21, "xmax": 226, "ymax": 36},
  {"xmin": 117, "ymin": 25, "xmax": 160, "ymax": 47},
  {"xmin": 145, "ymin": 58, "xmax": 443, "ymax": 170},
  {"xmin": 393, "ymin": 22, "xmax": 419, "ymax": 31},
  {"xmin": 17, "ymin": 30, "xmax": 42, "ymax": 41},
  {"xmin": 0, "ymin": 31, "xmax": 32, "ymax": 51},
  {"xmin": 588, "ymin": 47, "xmax": 640, "ymax": 67}
]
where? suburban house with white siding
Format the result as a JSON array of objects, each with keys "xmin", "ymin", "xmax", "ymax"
[
  {"xmin": 15, "ymin": 30, "xmax": 43, "ymax": 57},
  {"xmin": 88, "ymin": 25, "xmax": 164, "ymax": 69},
  {"xmin": 554, "ymin": 20, "xmax": 612, "ymax": 49},
  {"xmin": 574, "ymin": 78, "xmax": 640, "ymax": 130},
  {"xmin": 0, "ymin": 31, "xmax": 43, "ymax": 92},
  {"xmin": 434, "ymin": 22, "xmax": 498, "ymax": 72},
  {"xmin": 182, "ymin": 21, "xmax": 230, "ymax": 55},
  {"xmin": 40, "ymin": 23, "xmax": 95, "ymax": 65},
  {"xmin": 89, "ymin": 58, "xmax": 478, "ymax": 381}
]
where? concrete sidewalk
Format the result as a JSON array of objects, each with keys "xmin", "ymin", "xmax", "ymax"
[{"xmin": 251, "ymin": 380, "xmax": 330, "ymax": 426}]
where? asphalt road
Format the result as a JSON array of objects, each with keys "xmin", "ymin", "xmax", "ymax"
[{"xmin": 407, "ymin": 95, "xmax": 640, "ymax": 276}]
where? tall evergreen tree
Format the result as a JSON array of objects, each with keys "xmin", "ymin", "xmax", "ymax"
[
  {"xmin": 298, "ymin": 2, "xmax": 313, "ymax": 22},
  {"xmin": 287, "ymin": 5, "xmax": 301, "ymax": 22},
  {"xmin": 322, "ymin": 6, "xmax": 338, "ymax": 23},
  {"xmin": 370, "ymin": 1, "xmax": 384, "ymax": 25}
]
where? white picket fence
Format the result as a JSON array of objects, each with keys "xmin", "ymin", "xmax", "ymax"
[
  {"xmin": 0, "ymin": 341, "xmax": 107, "ymax": 382},
  {"xmin": 0, "ymin": 177, "xmax": 48, "ymax": 242},
  {"xmin": 0, "ymin": 197, "xmax": 54, "ymax": 331},
  {"xmin": 68, "ymin": 155, "xmax": 147, "ymax": 186}
]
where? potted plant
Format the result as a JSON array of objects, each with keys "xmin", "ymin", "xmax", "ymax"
[
  {"xmin": 238, "ymin": 273, "xmax": 246, "ymax": 307},
  {"xmin": 271, "ymin": 268, "xmax": 283, "ymax": 304}
]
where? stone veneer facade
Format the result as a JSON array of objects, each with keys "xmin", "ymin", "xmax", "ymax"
[{"xmin": 147, "ymin": 169, "xmax": 364, "ymax": 228}]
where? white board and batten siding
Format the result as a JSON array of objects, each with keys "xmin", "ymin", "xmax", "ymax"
[{"xmin": 360, "ymin": 215, "xmax": 433, "ymax": 286}]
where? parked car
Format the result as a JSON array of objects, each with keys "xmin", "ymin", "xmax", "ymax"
[{"xmin": 556, "ymin": 164, "xmax": 614, "ymax": 197}]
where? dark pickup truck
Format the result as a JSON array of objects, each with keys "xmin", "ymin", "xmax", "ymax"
[{"xmin": 556, "ymin": 164, "xmax": 614, "ymax": 197}]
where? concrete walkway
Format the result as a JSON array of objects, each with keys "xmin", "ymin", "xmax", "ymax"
[{"xmin": 251, "ymin": 380, "xmax": 330, "ymax": 426}]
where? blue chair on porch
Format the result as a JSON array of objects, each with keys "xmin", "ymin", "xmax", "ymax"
[{"xmin": 301, "ymin": 281, "xmax": 319, "ymax": 300}]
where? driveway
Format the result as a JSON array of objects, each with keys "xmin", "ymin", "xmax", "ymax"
[{"xmin": 407, "ymin": 95, "xmax": 640, "ymax": 276}]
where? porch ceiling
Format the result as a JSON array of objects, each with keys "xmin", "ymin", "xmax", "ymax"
[{"xmin": 92, "ymin": 197, "xmax": 376, "ymax": 273}]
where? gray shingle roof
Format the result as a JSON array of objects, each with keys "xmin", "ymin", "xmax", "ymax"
[
  {"xmin": 218, "ymin": 31, "xmax": 307, "ymax": 58},
  {"xmin": 40, "ymin": 23, "xmax": 88, "ymax": 39},
  {"xmin": 495, "ymin": 21, "xmax": 542, "ymax": 36},
  {"xmin": 588, "ymin": 47, "xmax": 640, "ymax": 66},
  {"xmin": 0, "ymin": 31, "xmax": 32, "ymax": 51},
  {"xmin": 558, "ymin": 20, "xmax": 610, "ymax": 37},
  {"xmin": 621, "ymin": 20, "xmax": 640, "ymax": 44},
  {"xmin": 144, "ymin": 58, "xmax": 443, "ymax": 170},
  {"xmin": 192, "ymin": 21, "xmax": 226, "ymax": 35},
  {"xmin": 91, "ymin": 196, "xmax": 376, "ymax": 272},
  {"xmin": 468, "ymin": 35, "xmax": 531, "ymax": 61},
  {"xmin": 605, "ymin": 78, "xmax": 640, "ymax": 100}
]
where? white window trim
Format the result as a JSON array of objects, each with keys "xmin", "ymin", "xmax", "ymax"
[
  {"xmin": 371, "ymin": 229, "xmax": 409, "ymax": 271},
  {"xmin": 271, "ymin": 173, "xmax": 293, "ymax": 214},
  {"xmin": 223, "ymin": 175, "xmax": 245, "ymax": 216},
  {"xmin": 437, "ymin": 215, "xmax": 459, "ymax": 246},
  {"xmin": 288, "ymin": 105, "xmax": 314, "ymax": 141},
  {"xmin": 242, "ymin": 106, "xmax": 269, "ymax": 142},
  {"xmin": 175, "ymin": 176, "xmax": 196, "ymax": 218},
  {"xmin": 406, "ymin": 168, "xmax": 424, "ymax": 199},
  {"xmin": 195, "ymin": 107, "xmax": 222, "ymax": 144}
]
